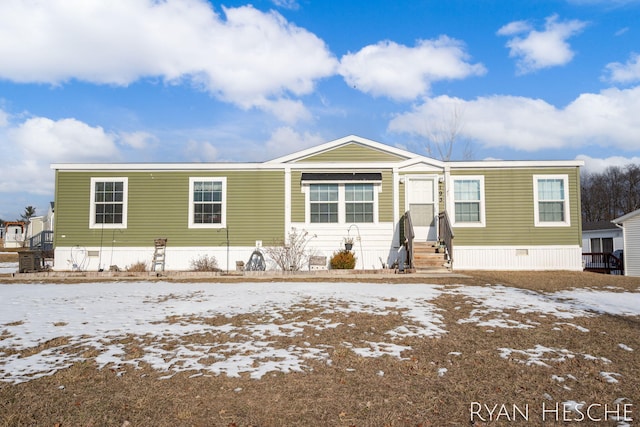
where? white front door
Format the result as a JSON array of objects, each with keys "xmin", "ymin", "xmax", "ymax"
[{"xmin": 407, "ymin": 177, "xmax": 437, "ymax": 242}]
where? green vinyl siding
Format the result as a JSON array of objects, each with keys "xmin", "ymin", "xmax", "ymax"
[
  {"xmin": 299, "ymin": 142, "xmax": 407, "ymax": 162},
  {"xmin": 291, "ymin": 170, "xmax": 305, "ymax": 223},
  {"xmin": 378, "ymin": 171, "xmax": 393, "ymax": 222},
  {"xmin": 450, "ymin": 167, "xmax": 581, "ymax": 246},
  {"xmin": 54, "ymin": 170, "xmax": 285, "ymax": 247}
]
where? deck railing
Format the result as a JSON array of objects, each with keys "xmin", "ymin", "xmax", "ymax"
[
  {"xmin": 29, "ymin": 230, "xmax": 54, "ymax": 252},
  {"xmin": 582, "ymin": 252, "xmax": 623, "ymax": 275}
]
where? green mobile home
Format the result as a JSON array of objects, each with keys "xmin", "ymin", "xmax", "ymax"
[{"xmin": 51, "ymin": 135, "xmax": 583, "ymax": 271}]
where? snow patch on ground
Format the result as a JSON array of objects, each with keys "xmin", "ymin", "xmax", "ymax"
[
  {"xmin": 498, "ymin": 344, "xmax": 613, "ymax": 369},
  {"xmin": 1, "ymin": 281, "xmax": 639, "ymax": 384},
  {"xmin": 600, "ymin": 371, "xmax": 621, "ymax": 384},
  {"xmin": 0, "ymin": 262, "xmax": 17, "ymax": 274}
]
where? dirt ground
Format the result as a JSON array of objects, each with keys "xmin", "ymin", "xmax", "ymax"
[{"xmin": 1, "ymin": 270, "xmax": 639, "ymax": 426}]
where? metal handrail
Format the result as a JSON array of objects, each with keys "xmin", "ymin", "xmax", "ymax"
[
  {"xmin": 438, "ymin": 211, "xmax": 454, "ymax": 267},
  {"xmin": 403, "ymin": 211, "xmax": 415, "ymax": 270}
]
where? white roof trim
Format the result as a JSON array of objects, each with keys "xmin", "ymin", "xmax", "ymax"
[
  {"xmin": 51, "ymin": 162, "xmax": 275, "ymax": 171},
  {"xmin": 51, "ymin": 158, "xmax": 584, "ymax": 172},
  {"xmin": 449, "ymin": 160, "xmax": 584, "ymax": 168},
  {"xmin": 265, "ymin": 134, "xmax": 419, "ymax": 164},
  {"xmin": 397, "ymin": 156, "xmax": 445, "ymax": 170},
  {"xmin": 612, "ymin": 208, "xmax": 640, "ymax": 224},
  {"xmin": 50, "ymin": 161, "xmax": 408, "ymax": 171}
]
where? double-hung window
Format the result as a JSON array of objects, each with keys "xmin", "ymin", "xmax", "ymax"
[
  {"xmin": 534, "ymin": 175, "xmax": 570, "ymax": 227},
  {"xmin": 452, "ymin": 176, "xmax": 485, "ymax": 227},
  {"xmin": 90, "ymin": 178, "xmax": 128, "ymax": 229},
  {"xmin": 345, "ymin": 184, "xmax": 374, "ymax": 223},
  {"xmin": 310, "ymin": 184, "xmax": 339, "ymax": 223},
  {"xmin": 189, "ymin": 177, "xmax": 226, "ymax": 228}
]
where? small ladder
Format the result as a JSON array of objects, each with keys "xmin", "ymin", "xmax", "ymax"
[{"xmin": 152, "ymin": 238, "xmax": 167, "ymax": 272}]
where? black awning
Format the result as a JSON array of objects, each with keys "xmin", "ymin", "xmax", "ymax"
[{"xmin": 301, "ymin": 172, "xmax": 382, "ymax": 182}]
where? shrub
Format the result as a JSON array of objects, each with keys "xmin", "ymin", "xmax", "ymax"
[
  {"xmin": 189, "ymin": 254, "xmax": 219, "ymax": 272},
  {"xmin": 330, "ymin": 250, "xmax": 356, "ymax": 269},
  {"xmin": 126, "ymin": 261, "xmax": 147, "ymax": 272},
  {"xmin": 264, "ymin": 227, "xmax": 315, "ymax": 271}
]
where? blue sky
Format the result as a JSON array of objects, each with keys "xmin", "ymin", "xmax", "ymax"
[{"xmin": 1, "ymin": 0, "xmax": 640, "ymax": 220}]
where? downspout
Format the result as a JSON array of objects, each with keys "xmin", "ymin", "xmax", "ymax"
[
  {"xmin": 613, "ymin": 221, "xmax": 626, "ymax": 276},
  {"xmin": 444, "ymin": 164, "xmax": 452, "ymax": 268},
  {"xmin": 392, "ymin": 167, "xmax": 399, "ymax": 247}
]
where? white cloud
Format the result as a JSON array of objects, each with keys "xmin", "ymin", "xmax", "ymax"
[
  {"xmin": 265, "ymin": 127, "xmax": 325, "ymax": 159},
  {"xmin": 576, "ymin": 154, "xmax": 640, "ymax": 174},
  {"xmin": 256, "ymin": 98, "xmax": 312, "ymax": 124},
  {"xmin": 119, "ymin": 131, "xmax": 157, "ymax": 150},
  {"xmin": 614, "ymin": 27, "xmax": 629, "ymax": 36},
  {"xmin": 0, "ymin": 1, "xmax": 337, "ymax": 122},
  {"xmin": 0, "ymin": 116, "xmax": 121, "ymax": 196},
  {"xmin": 185, "ymin": 140, "xmax": 220, "ymax": 162},
  {"xmin": 496, "ymin": 20, "xmax": 533, "ymax": 36},
  {"xmin": 10, "ymin": 117, "xmax": 120, "ymax": 163},
  {"xmin": 498, "ymin": 15, "xmax": 587, "ymax": 74},
  {"xmin": 603, "ymin": 53, "xmax": 640, "ymax": 84},
  {"xmin": 271, "ymin": 0, "xmax": 300, "ymax": 10},
  {"xmin": 388, "ymin": 86, "xmax": 640, "ymax": 152},
  {"xmin": 338, "ymin": 37, "xmax": 486, "ymax": 100},
  {"xmin": 0, "ymin": 109, "xmax": 8, "ymax": 127}
]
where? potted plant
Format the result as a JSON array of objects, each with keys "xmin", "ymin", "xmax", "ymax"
[{"xmin": 343, "ymin": 237, "xmax": 354, "ymax": 251}]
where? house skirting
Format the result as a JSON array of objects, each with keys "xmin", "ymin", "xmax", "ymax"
[
  {"xmin": 53, "ymin": 240, "xmax": 402, "ymax": 272},
  {"xmin": 452, "ymin": 245, "xmax": 583, "ymax": 271}
]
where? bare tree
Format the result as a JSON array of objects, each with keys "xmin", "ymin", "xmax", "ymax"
[
  {"xmin": 580, "ymin": 172, "xmax": 600, "ymax": 222},
  {"xmin": 623, "ymin": 164, "xmax": 640, "ymax": 214},
  {"xmin": 423, "ymin": 104, "xmax": 473, "ymax": 161},
  {"xmin": 264, "ymin": 228, "xmax": 316, "ymax": 271},
  {"xmin": 581, "ymin": 164, "xmax": 640, "ymax": 222}
]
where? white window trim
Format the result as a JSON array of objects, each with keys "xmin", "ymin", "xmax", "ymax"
[
  {"xmin": 188, "ymin": 177, "xmax": 227, "ymax": 229},
  {"xmin": 449, "ymin": 175, "xmax": 486, "ymax": 228},
  {"xmin": 89, "ymin": 177, "xmax": 128, "ymax": 229},
  {"xmin": 303, "ymin": 181, "xmax": 380, "ymax": 224},
  {"xmin": 533, "ymin": 174, "xmax": 570, "ymax": 227}
]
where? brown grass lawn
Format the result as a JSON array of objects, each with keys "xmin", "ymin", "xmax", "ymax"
[
  {"xmin": 1, "ymin": 271, "xmax": 639, "ymax": 426},
  {"xmin": 0, "ymin": 253, "xmax": 18, "ymax": 263}
]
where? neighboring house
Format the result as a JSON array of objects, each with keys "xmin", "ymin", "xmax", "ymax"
[
  {"xmin": 612, "ymin": 209, "xmax": 640, "ymax": 277},
  {"xmin": 50, "ymin": 135, "xmax": 584, "ymax": 272},
  {"xmin": 581, "ymin": 220, "xmax": 623, "ymax": 254},
  {"xmin": 26, "ymin": 202, "xmax": 55, "ymax": 251},
  {"xmin": 3, "ymin": 221, "xmax": 26, "ymax": 249}
]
